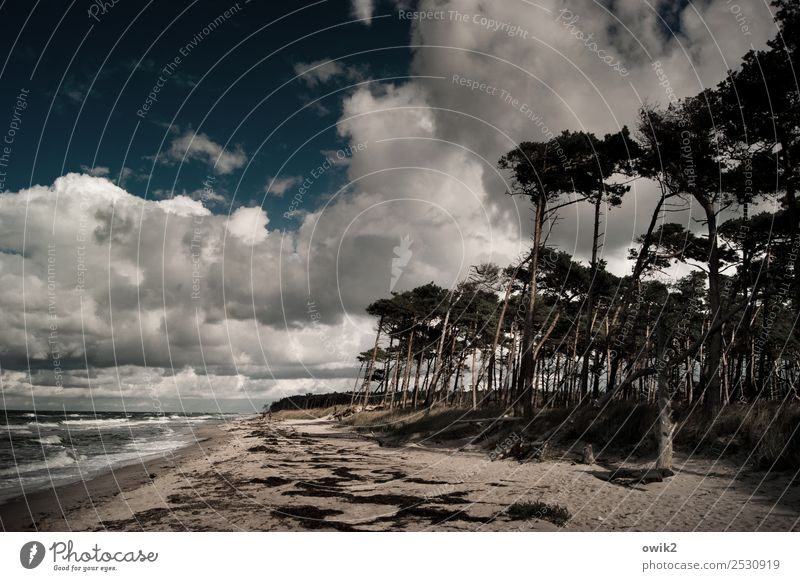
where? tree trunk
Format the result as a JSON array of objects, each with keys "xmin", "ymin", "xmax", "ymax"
[
  {"xmin": 655, "ymin": 323, "xmax": 673, "ymax": 470},
  {"xmin": 426, "ymin": 291, "xmax": 456, "ymax": 406},
  {"xmin": 350, "ymin": 362, "xmax": 364, "ymax": 407},
  {"xmin": 471, "ymin": 338, "xmax": 478, "ymax": 411},
  {"xmin": 400, "ymin": 329, "xmax": 415, "ymax": 408},
  {"xmin": 518, "ymin": 194, "xmax": 545, "ymax": 419},
  {"xmin": 362, "ymin": 315, "xmax": 384, "ymax": 407},
  {"xmin": 701, "ymin": 200, "xmax": 723, "ymax": 410},
  {"xmin": 580, "ymin": 197, "xmax": 602, "ymax": 399}
]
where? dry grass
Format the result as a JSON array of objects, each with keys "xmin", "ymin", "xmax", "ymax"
[
  {"xmin": 675, "ymin": 401, "xmax": 800, "ymax": 470},
  {"xmin": 280, "ymin": 398, "xmax": 800, "ymax": 470},
  {"xmin": 341, "ymin": 406, "xmax": 508, "ymax": 444},
  {"xmin": 271, "ymin": 406, "xmax": 340, "ymax": 420}
]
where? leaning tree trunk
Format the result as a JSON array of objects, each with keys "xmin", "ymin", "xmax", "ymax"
[
  {"xmin": 350, "ymin": 362, "xmax": 364, "ymax": 407},
  {"xmin": 518, "ymin": 194, "xmax": 545, "ymax": 419},
  {"xmin": 473, "ymin": 253, "xmax": 531, "ymax": 390},
  {"xmin": 388, "ymin": 341, "xmax": 402, "ymax": 408},
  {"xmin": 425, "ymin": 291, "xmax": 457, "ymax": 407},
  {"xmin": 580, "ymin": 196, "xmax": 602, "ymax": 399},
  {"xmin": 701, "ymin": 200, "xmax": 723, "ymax": 410},
  {"xmin": 411, "ymin": 350, "xmax": 424, "ymax": 408},
  {"xmin": 362, "ymin": 315, "xmax": 384, "ymax": 407},
  {"xmin": 655, "ymin": 322, "xmax": 674, "ymax": 470},
  {"xmin": 471, "ymin": 335, "xmax": 478, "ymax": 410},
  {"xmin": 400, "ymin": 329, "xmax": 415, "ymax": 408}
]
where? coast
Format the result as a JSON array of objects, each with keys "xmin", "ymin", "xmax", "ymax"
[{"xmin": 2, "ymin": 416, "xmax": 798, "ymax": 532}]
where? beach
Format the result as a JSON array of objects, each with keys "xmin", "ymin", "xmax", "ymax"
[{"xmin": 2, "ymin": 416, "xmax": 798, "ymax": 532}]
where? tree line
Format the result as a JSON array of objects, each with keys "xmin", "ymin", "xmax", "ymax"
[{"xmin": 350, "ymin": 1, "xmax": 800, "ymax": 469}]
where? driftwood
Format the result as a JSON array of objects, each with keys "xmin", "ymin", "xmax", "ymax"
[
  {"xmin": 453, "ymin": 417, "xmax": 521, "ymax": 424},
  {"xmin": 581, "ymin": 444, "xmax": 595, "ymax": 465},
  {"xmin": 594, "ymin": 467, "xmax": 675, "ymax": 485},
  {"xmin": 498, "ymin": 438, "xmax": 550, "ymax": 462},
  {"xmin": 332, "ymin": 407, "xmax": 358, "ymax": 420}
]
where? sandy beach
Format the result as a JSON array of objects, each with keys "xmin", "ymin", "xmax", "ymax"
[{"xmin": 2, "ymin": 416, "xmax": 798, "ymax": 532}]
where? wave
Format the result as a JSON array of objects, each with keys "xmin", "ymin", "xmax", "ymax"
[
  {"xmin": 0, "ymin": 450, "xmax": 76, "ymax": 476},
  {"xmin": 60, "ymin": 418, "xmax": 129, "ymax": 427},
  {"xmin": 126, "ymin": 438, "xmax": 190, "ymax": 454},
  {"xmin": 25, "ymin": 422, "xmax": 60, "ymax": 429},
  {"xmin": 0, "ymin": 424, "xmax": 34, "ymax": 434},
  {"xmin": 34, "ymin": 435, "xmax": 63, "ymax": 446}
]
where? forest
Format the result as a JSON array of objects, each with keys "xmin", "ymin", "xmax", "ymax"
[{"xmin": 346, "ymin": 1, "xmax": 800, "ymax": 471}]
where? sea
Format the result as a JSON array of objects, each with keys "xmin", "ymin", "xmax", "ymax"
[{"xmin": 0, "ymin": 410, "xmax": 243, "ymax": 504}]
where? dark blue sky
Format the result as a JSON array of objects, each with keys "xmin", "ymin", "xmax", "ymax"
[{"xmin": 0, "ymin": 0, "xmax": 412, "ymax": 228}]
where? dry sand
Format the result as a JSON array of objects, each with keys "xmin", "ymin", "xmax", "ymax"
[{"xmin": 2, "ymin": 417, "xmax": 798, "ymax": 531}]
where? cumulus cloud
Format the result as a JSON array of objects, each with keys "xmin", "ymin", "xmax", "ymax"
[
  {"xmin": 0, "ymin": 173, "xmax": 371, "ymax": 411},
  {"xmin": 227, "ymin": 206, "xmax": 269, "ymax": 245},
  {"xmin": 397, "ymin": 0, "xmax": 776, "ymax": 271},
  {"xmin": 165, "ymin": 129, "xmax": 248, "ymax": 174},
  {"xmin": 1, "ymin": 2, "xmax": 779, "ymax": 411}
]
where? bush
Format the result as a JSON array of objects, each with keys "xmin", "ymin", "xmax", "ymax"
[{"xmin": 506, "ymin": 501, "xmax": 571, "ymax": 527}]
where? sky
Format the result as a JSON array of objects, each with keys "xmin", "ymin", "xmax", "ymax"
[{"xmin": 0, "ymin": 0, "xmax": 780, "ymax": 412}]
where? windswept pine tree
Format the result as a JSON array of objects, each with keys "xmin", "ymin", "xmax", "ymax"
[{"xmin": 346, "ymin": 0, "xmax": 800, "ymax": 473}]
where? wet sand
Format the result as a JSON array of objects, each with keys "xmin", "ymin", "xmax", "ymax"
[{"xmin": 2, "ymin": 417, "xmax": 798, "ymax": 531}]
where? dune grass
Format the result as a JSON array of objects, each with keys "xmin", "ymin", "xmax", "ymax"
[{"xmin": 333, "ymin": 400, "xmax": 800, "ymax": 470}]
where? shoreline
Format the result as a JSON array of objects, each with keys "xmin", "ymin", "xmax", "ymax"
[
  {"xmin": 1, "ymin": 416, "xmax": 798, "ymax": 532},
  {"xmin": 0, "ymin": 424, "xmax": 229, "ymax": 531}
]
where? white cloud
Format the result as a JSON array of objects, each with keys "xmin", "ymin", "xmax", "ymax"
[
  {"xmin": 351, "ymin": 0, "xmax": 373, "ymax": 22},
  {"xmin": 227, "ymin": 206, "xmax": 269, "ymax": 245},
  {"xmin": 0, "ymin": 173, "xmax": 375, "ymax": 411},
  {"xmin": 156, "ymin": 195, "xmax": 210, "ymax": 217},
  {"xmin": 165, "ymin": 129, "xmax": 248, "ymax": 174},
  {"xmin": 79, "ymin": 165, "xmax": 110, "ymax": 177},
  {"xmin": 0, "ymin": 2, "xmax": 780, "ymax": 411},
  {"xmin": 266, "ymin": 175, "xmax": 302, "ymax": 196},
  {"xmin": 293, "ymin": 59, "xmax": 365, "ymax": 87},
  {"xmin": 394, "ymin": 0, "xmax": 776, "ymax": 272}
]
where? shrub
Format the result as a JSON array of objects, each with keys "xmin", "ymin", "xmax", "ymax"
[{"xmin": 506, "ymin": 501, "xmax": 571, "ymax": 527}]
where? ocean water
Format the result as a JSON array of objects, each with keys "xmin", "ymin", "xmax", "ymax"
[{"xmin": 0, "ymin": 410, "xmax": 239, "ymax": 504}]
